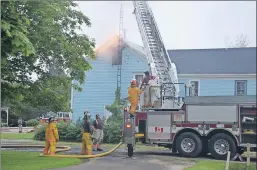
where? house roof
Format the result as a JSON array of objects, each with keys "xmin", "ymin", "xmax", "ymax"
[
  {"xmin": 96, "ymin": 35, "xmax": 256, "ymax": 74},
  {"xmin": 168, "ymin": 47, "xmax": 256, "ymax": 74}
]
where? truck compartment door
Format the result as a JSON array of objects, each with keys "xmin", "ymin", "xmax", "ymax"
[{"xmin": 147, "ymin": 112, "xmax": 171, "ymax": 141}]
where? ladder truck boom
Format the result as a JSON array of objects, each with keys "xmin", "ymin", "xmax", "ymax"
[{"xmin": 133, "ymin": 1, "xmax": 180, "ymax": 109}]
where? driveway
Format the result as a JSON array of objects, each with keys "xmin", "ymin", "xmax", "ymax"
[{"xmin": 51, "ymin": 148, "xmax": 195, "ymax": 170}]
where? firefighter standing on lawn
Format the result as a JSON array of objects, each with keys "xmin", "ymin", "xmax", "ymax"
[
  {"xmin": 81, "ymin": 111, "xmax": 93, "ymax": 155},
  {"xmin": 92, "ymin": 114, "xmax": 104, "ymax": 151},
  {"xmin": 128, "ymin": 79, "xmax": 143, "ymax": 117},
  {"xmin": 43, "ymin": 116, "xmax": 59, "ymax": 155}
]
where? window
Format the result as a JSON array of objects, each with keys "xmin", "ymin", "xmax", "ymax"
[
  {"xmin": 134, "ymin": 74, "xmax": 144, "ymax": 88},
  {"xmin": 189, "ymin": 81, "xmax": 199, "ymax": 96},
  {"xmin": 235, "ymin": 80, "xmax": 247, "ymax": 96},
  {"xmin": 63, "ymin": 113, "xmax": 70, "ymax": 118}
]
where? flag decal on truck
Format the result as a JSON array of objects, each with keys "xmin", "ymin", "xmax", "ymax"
[{"xmin": 154, "ymin": 126, "xmax": 164, "ymax": 133}]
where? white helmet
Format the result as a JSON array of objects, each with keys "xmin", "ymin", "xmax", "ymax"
[{"xmin": 84, "ymin": 110, "xmax": 91, "ymax": 119}]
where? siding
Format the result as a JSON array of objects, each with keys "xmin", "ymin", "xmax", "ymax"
[
  {"xmin": 72, "ymin": 47, "xmax": 256, "ymax": 121},
  {"xmin": 179, "ymin": 78, "xmax": 256, "ymax": 97},
  {"xmin": 72, "ymin": 48, "xmax": 148, "ymax": 121}
]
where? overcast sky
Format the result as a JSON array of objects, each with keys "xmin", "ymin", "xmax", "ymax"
[{"xmin": 76, "ymin": 1, "xmax": 256, "ymax": 50}]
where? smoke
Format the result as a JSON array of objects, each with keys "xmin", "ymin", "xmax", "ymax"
[{"xmin": 95, "ymin": 34, "xmax": 121, "ymax": 63}]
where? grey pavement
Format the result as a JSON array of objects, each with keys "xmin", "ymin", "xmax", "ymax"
[
  {"xmin": 51, "ymin": 154, "xmax": 194, "ymax": 170},
  {"xmin": 50, "ymin": 148, "xmax": 195, "ymax": 170},
  {"xmin": 1, "ymin": 127, "xmax": 34, "ymax": 133}
]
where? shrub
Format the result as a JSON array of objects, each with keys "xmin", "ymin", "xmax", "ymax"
[
  {"xmin": 26, "ymin": 119, "xmax": 40, "ymax": 127},
  {"xmin": 103, "ymin": 88, "xmax": 124, "ymax": 144},
  {"xmin": 103, "ymin": 119, "xmax": 122, "ymax": 144},
  {"xmin": 33, "ymin": 120, "xmax": 83, "ymax": 142}
]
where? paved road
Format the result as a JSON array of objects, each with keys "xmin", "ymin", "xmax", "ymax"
[
  {"xmin": 51, "ymin": 152, "xmax": 195, "ymax": 170},
  {"xmin": 1, "ymin": 127, "xmax": 34, "ymax": 133},
  {"xmin": 50, "ymin": 147, "xmax": 195, "ymax": 170}
]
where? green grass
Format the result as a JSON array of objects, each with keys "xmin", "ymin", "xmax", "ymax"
[
  {"xmin": 1, "ymin": 151, "xmax": 82, "ymax": 170},
  {"xmin": 1, "ymin": 133, "xmax": 34, "ymax": 140},
  {"xmin": 1, "ymin": 133, "xmax": 164, "ymax": 150},
  {"xmin": 184, "ymin": 160, "xmax": 256, "ymax": 170}
]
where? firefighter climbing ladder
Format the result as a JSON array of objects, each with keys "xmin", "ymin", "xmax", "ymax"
[{"xmin": 133, "ymin": 1, "xmax": 181, "ymax": 109}]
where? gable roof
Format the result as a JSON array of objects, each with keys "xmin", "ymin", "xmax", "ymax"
[
  {"xmin": 96, "ymin": 35, "xmax": 256, "ymax": 74},
  {"xmin": 167, "ymin": 47, "xmax": 256, "ymax": 74}
]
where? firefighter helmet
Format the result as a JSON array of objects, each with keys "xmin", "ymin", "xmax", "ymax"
[{"xmin": 131, "ymin": 79, "xmax": 137, "ymax": 86}]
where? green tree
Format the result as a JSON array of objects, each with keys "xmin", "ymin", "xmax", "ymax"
[
  {"xmin": 1, "ymin": 1, "xmax": 95, "ymax": 116},
  {"xmin": 103, "ymin": 88, "xmax": 127, "ymax": 143}
]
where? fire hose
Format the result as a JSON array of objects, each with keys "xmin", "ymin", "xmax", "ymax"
[
  {"xmin": 39, "ymin": 142, "xmax": 123, "ymax": 158},
  {"xmin": 39, "ymin": 133, "xmax": 144, "ymax": 158}
]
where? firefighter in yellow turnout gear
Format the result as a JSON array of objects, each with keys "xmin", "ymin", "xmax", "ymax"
[
  {"xmin": 81, "ymin": 111, "xmax": 93, "ymax": 155},
  {"xmin": 128, "ymin": 79, "xmax": 142, "ymax": 117},
  {"xmin": 43, "ymin": 117, "xmax": 59, "ymax": 155}
]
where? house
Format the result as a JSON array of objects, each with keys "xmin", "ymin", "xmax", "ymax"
[
  {"xmin": 71, "ymin": 36, "xmax": 256, "ymax": 121},
  {"xmin": 168, "ymin": 47, "xmax": 256, "ymax": 97}
]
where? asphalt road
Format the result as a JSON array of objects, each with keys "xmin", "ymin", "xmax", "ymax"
[
  {"xmin": 52, "ymin": 145, "xmax": 199, "ymax": 170},
  {"xmin": 51, "ymin": 149, "xmax": 195, "ymax": 170}
]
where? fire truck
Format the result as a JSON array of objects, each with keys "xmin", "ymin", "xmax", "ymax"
[
  {"xmin": 40, "ymin": 111, "xmax": 72, "ymax": 124},
  {"xmin": 123, "ymin": 1, "xmax": 257, "ymax": 160}
]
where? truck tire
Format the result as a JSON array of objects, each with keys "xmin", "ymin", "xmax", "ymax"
[
  {"xmin": 128, "ymin": 144, "xmax": 133, "ymax": 157},
  {"xmin": 176, "ymin": 132, "xmax": 202, "ymax": 158},
  {"xmin": 208, "ymin": 133, "xmax": 237, "ymax": 160}
]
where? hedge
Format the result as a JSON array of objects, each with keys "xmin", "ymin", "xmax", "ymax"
[
  {"xmin": 26, "ymin": 119, "xmax": 40, "ymax": 127},
  {"xmin": 33, "ymin": 117, "xmax": 122, "ymax": 143}
]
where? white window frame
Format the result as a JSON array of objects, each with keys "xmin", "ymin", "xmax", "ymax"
[
  {"xmin": 133, "ymin": 72, "xmax": 144, "ymax": 87},
  {"xmin": 189, "ymin": 80, "xmax": 200, "ymax": 96},
  {"xmin": 235, "ymin": 80, "xmax": 247, "ymax": 96}
]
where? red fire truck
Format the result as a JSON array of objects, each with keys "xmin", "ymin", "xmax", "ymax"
[
  {"xmin": 40, "ymin": 112, "xmax": 72, "ymax": 124},
  {"xmin": 123, "ymin": 1, "xmax": 257, "ymax": 161},
  {"xmin": 123, "ymin": 93, "xmax": 256, "ymax": 160}
]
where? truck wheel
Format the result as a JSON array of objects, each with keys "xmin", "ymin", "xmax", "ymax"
[
  {"xmin": 128, "ymin": 144, "xmax": 133, "ymax": 157},
  {"xmin": 176, "ymin": 132, "xmax": 202, "ymax": 158},
  {"xmin": 208, "ymin": 133, "xmax": 237, "ymax": 160}
]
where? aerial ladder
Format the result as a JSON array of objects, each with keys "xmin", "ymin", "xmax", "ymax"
[
  {"xmin": 123, "ymin": 1, "xmax": 184, "ymax": 157},
  {"xmin": 132, "ymin": 1, "xmax": 183, "ymax": 110}
]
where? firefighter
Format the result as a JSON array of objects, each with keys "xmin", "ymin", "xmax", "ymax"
[
  {"xmin": 42, "ymin": 116, "xmax": 59, "ymax": 155},
  {"xmin": 92, "ymin": 114, "xmax": 104, "ymax": 151},
  {"xmin": 128, "ymin": 79, "xmax": 142, "ymax": 117},
  {"xmin": 81, "ymin": 111, "xmax": 93, "ymax": 155},
  {"xmin": 140, "ymin": 71, "xmax": 156, "ymax": 107}
]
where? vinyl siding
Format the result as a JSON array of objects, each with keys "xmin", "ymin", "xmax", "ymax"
[
  {"xmin": 72, "ymin": 48, "xmax": 148, "ymax": 121},
  {"xmin": 72, "ymin": 47, "xmax": 256, "ymax": 121},
  {"xmin": 179, "ymin": 78, "xmax": 256, "ymax": 97}
]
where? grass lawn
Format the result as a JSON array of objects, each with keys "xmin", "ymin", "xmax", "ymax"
[
  {"xmin": 1, "ymin": 151, "xmax": 82, "ymax": 170},
  {"xmin": 184, "ymin": 160, "xmax": 256, "ymax": 170},
  {"xmin": 1, "ymin": 133, "xmax": 162, "ymax": 150},
  {"xmin": 1, "ymin": 133, "xmax": 34, "ymax": 140}
]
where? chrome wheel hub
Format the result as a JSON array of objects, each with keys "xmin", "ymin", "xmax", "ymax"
[
  {"xmin": 181, "ymin": 138, "xmax": 196, "ymax": 153},
  {"xmin": 214, "ymin": 139, "xmax": 229, "ymax": 155}
]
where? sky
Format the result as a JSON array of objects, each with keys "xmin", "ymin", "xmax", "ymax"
[{"xmin": 76, "ymin": 1, "xmax": 256, "ymax": 50}]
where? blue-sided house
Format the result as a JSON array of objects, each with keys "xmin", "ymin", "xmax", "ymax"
[{"xmin": 71, "ymin": 36, "xmax": 256, "ymax": 121}]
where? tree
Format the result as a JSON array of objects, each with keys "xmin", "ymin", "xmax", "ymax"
[
  {"xmin": 1, "ymin": 1, "xmax": 95, "ymax": 117},
  {"xmin": 229, "ymin": 34, "xmax": 251, "ymax": 48},
  {"xmin": 103, "ymin": 88, "xmax": 127, "ymax": 143}
]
